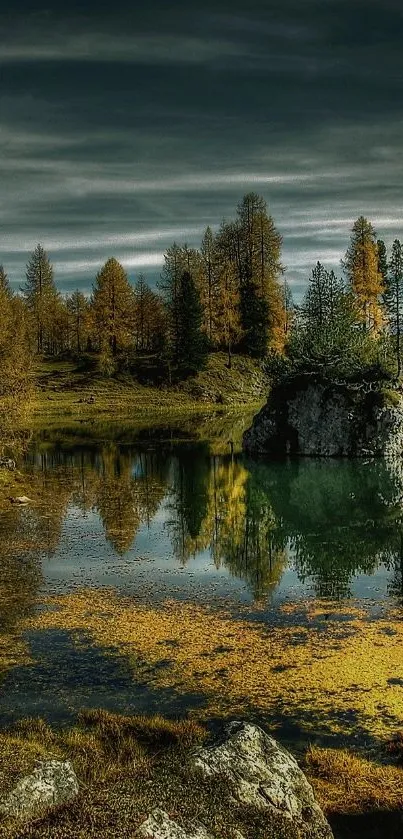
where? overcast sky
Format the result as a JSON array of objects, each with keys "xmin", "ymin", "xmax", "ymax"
[{"xmin": 1, "ymin": 0, "xmax": 402, "ymax": 298}]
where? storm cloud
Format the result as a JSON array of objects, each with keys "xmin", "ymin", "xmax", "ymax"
[{"xmin": 1, "ymin": 0, "xmax": 402, "ymax": 298}]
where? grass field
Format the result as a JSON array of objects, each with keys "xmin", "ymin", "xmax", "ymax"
[{"xmin": 32, "ymin": 354, "xmax": 268, "ymax": 429}]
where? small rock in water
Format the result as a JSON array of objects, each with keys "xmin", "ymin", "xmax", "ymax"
[{"xmin": 0, "ymin": 760, "xmax": 79, "ymax": 819}]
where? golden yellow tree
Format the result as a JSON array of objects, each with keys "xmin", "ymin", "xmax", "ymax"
[
  {"xmin": 343, "ymin": 216, "xmax": 385, "ymax": 332},
  {"xmin": 91, "ymin": 258, "xmax": 136, "ymax": 355}
]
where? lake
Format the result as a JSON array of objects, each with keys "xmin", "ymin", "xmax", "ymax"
[{"xmin": 1, "ymin": 425, "xmax": 403, "ymax": 749}]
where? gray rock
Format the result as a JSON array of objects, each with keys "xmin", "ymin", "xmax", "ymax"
[
  {"xmin": 191, "ymin": 721, "xmax": 333, "ymax": 839},
  {"xmin": 9, "ymin": 496, "xmax": 31, "ymax": 505},
  {"xmin": 0, "ymin": 760, "xmax": 79, "ymax": 819},
  {"xmin": 243, "ymin": 380, "xmax": 403, "ymax": 458},
  {"xmin": 137, "ymin": 808, "xmax": 214, "ymax": 839}
]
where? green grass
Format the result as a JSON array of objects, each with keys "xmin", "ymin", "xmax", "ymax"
[
  {"xmin": 1, "ymin": 712, "xmax": 403, "ymax": 839},
  {"xmin": 32, "ymin": 354, "xmax": 268, "ymax": 428}
]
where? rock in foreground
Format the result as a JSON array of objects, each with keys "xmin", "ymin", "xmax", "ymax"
[
  {"xmin": 0, "ymin": 760, "xmax": 79, "ymax": 820},
  {"xmin": 243, "ymin": 378, "xmax": 403, "ymax": 458},
  {"xmin": 138, "ymin": 808, "xmax": 214, "ymax": 839},
  {"xmin": 191, "ymin": 721, "xmax": 333, "ymax": 839}
]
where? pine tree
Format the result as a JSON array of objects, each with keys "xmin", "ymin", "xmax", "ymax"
[
  {"xmin": 377, "ymin": 239, "xmax": 389, "ymax": 303},
  {"xmin": 175, "ymin": 271, "xmax": 208, "ymax": 375},
  {"xmin": 22, "ymin": 244, "xmax": 58, "ymax": 354},
  {"xmin": 159, "ymin": 244, "xmax": 201, "ymax": 361},
  {"xmin": 386, "ymin": 240, "xmax": 403, "ymax": 376},
  {"xmin": 91, "ymin": 258, "xmax": 135, "ymax": 355},
  {"xmin": 67, "ymin": 290, "xmax": 90, "ymax": 353},
  {"xmin": 240, "ymin": 280, "xmax": 269, "ymax": 358},
  {"xmin": 343, "ymin": 217, "xmax": 385, "ymax": 332}
]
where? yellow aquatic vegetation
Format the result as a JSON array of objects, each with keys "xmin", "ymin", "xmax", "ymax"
[
  {"xmin": 24, "ymin": 589, "xmax": 403, "ymax": 741},
  {"xmin": 0, "ymin": 634, "xmax": 31, "ymax": 679}
]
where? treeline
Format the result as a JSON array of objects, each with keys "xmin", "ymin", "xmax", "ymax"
[
  {"xmin": 1, "ymin": 196, "xmax": 403, "ymax": 424},
  {"xmin": 273, "ymin": 216, "xmax": 403, "ymax": 383},
  {"xmin": 2, "ymin": 193, "xmax": 289, "ymax": 379}
]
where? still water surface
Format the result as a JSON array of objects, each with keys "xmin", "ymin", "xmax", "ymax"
[{"xmin": 1, "ymin": 428, "xmax": 403, "ymax": 742}]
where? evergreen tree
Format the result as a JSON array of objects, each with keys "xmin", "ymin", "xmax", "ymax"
[
  {"xmin": 343, "ymin": 217, "xmax": 385, "ymax": 332},
  {"xmin": 287, "ymin": 263, "xmax": 378, "ymax": 377},
  {"xmin": 240, "ymin": 280, "xmax": 269, "ymax": 358},
  {"xmin": 158, "ymin": 243, "xmax": 187, "ymax": 362},
  {"xmin": 22, "ymin": 244, "xmax": 58, "ymax": 354},
  {"xmin": 281, "ymin": 279, "xmax": 294, "ymax": 340},
  {"xmin": 91, "ymin": 258, "xmax": 135, "ymax": 355},
  {"xmin": 175, "ymin": 271, "xmax": 208, "ymax": 375},
  {"xmin": 386, "ymin": 239, "xmax": 403, "ymax": 376},
  {"xmin": 377, "ymin": 239, "xmax": 389, "ymax": 303}
]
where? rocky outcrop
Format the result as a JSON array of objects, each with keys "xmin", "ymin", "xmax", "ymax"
[
  {"xmin": 191, "ymin": 721, "xmax": 333, "ymax": 839},
  {"xmin": 243, "ymin": 378, "xmax": 403, "ymax": 458},
  {"xmin": 138, "ymin": 809, "xmax": 214, "ymax": 839},
  {"xmin": 0, "ymin": 760, "xmax": 79, "ymax": 820}
]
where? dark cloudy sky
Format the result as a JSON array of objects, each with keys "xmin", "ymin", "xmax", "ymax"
[{"xmin": 1, "ymin": 0, "xmax": 402, "ymax": 298}]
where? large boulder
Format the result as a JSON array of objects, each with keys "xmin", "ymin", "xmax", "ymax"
[
  {"xmin": 191, "ymin": 721, "xmax": 333, "ymax": 839},
  {"xmin": 138, "ymin": 808, "xmax": 214, "ymax": 839},
  {"xmin": 0, "ymin": 759, "xmax": 79, "ymax": 820},
  {"xmin": 243, "ymin": 379, "xmax": 403, "ymax": 458}
]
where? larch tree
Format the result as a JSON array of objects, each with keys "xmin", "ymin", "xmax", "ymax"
[
  {"xmin": 133, "ymin": 275, "xmax": 165, "ymax": 353},
  {"xmin": 343, "ymin": 217, "xmax": 385, "ymax": 333},
  {"xmin": 0, "ymin": 280, "xmax": 33, "ymax": 438},
  {"xmin": 199, "ymin": 226, "xmax": 220, "ymax": 346},
  {"xmin": 0, "ymin": 265, "xmax": 12, "ymax": 299},
  {"xmin": 214, "ymin": 221, "xmax": 243, "ymax": 368},
  {"xmin": 235, "ymin": 192, "xmax": 284, "ymax": 350},
  {"xmin": 67, "ymin": 290, "xmax": 90, "ymax": 353},
  {"xmin": 22, "ymin": 244, "xmax": 59, "ymax": 354},
  {"xmin": 91, "ymin": 258, "xmax": 135, "ymax": 356}
]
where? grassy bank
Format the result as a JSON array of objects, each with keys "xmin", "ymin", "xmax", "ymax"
[
  {"xmin": 0, "ymin": 711, "xmax": 402, "ymax": 839},
  {"xmin": 32, "ymin": 353, "xmax": 268, "ymax": 429}
]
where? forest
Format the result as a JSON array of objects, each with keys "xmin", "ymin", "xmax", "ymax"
[{"xmin": 1, "ymin": 192, "xmax": 403, "ymax": 435}]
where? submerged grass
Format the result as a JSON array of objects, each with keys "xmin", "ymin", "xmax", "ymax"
[{"xmin": 21, "ymin": 590, "xmax": 403, "ymax": 743}]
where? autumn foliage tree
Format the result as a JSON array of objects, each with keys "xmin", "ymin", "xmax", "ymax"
[
  {"xmin": 343, "ymin": 217, "xmax": 385, "ymax": 333},
  {"xmin": 91, "ymin": 258, "xmax": 135, "ymax": 356},
  {"xmin": 22, "ymin": 244, "xmax": 59, "ymax": 354}
]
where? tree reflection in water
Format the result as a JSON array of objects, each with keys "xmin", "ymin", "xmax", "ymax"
[{"xmin": 4, "ymin": 437, "xmax": 403, "ymax": 613}]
